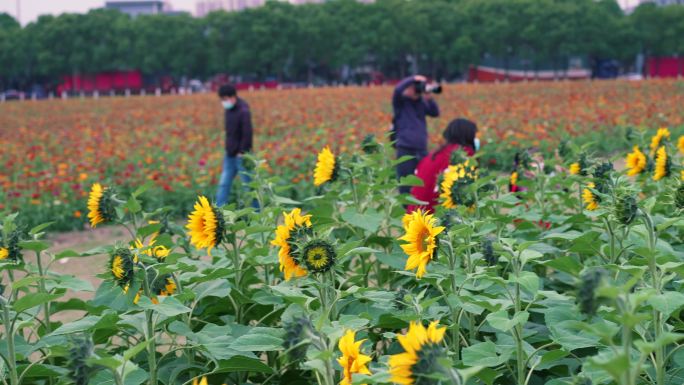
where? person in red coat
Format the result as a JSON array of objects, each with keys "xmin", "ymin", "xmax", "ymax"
[{"xmin": 408, "ymin": 118, "xmax": 478, "ymax": 213}]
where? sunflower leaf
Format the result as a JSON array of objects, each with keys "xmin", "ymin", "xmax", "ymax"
[{"xmin": 13, "ymin": 292, "xmax": 63, "ymax": 313}]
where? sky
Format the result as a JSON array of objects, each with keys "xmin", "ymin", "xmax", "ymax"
[{"xmin": 1, "ymin": 0, "xmax": 642, "ymax": 26}]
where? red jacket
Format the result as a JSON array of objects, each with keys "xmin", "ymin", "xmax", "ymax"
[{"xmin": 408, "ymin": 143, "xmax": 475, "ymax": 213}]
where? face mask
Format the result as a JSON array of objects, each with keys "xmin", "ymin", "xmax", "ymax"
[
  {"xmin": 474, "ymin": 138, "xmax": 481, "ymax": 151},
  {"xmin": 222, "ymin": 100, "xmax": 234, "ymax": 110}
]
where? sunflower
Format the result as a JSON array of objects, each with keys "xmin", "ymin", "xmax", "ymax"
[
  {"xmin": 134, "ymin": 236, "xmax": 170, "ymax": 261},
  {"xmin": 399, "ymin": 210, "xmax": 445, "ymax": 279},
  {"xmin": 625, "ymin": 146, "xmax": 647, "ymax": 176},
  {"xmin": 186, "ymin": 196, "xmax": 225, "ymax": 253},
  {"xmin": 649, "ymin": 127, "xmax": 670, "ymax": 156},
  {"xmin": 678, "ymin": 135, "xmax": 684, "ymax": 155},
  {"xmin": 1, "ymin": 230, "xmax": 23, "ymax": 262},
  {"xmin": 337, "ymin": 330, "xmax": 372, "ymax": 385},
  {"xmin": 151, "ymin": 274, "xmax": 177, "ymax": 304},
  {"xmin": 192, "ymin": 377, "xmax": 208, "ymax": 385},
  {"xmin": 109, "ymin": 248, "xmax": 136, "ymax": 288},
  {"xmin": 402, "ymin": 213, "xmax": 414, "ymax": 231},
  {"xmin": 569, "ymin": 163, "xmax": 581, "ymax": 175},
  {"xmin": 271, "ymin": 208, "xmax": 312, "ymax": 280},
  {"xmin": 439, "ymin": 161, "xmax": 477, "ymax": 209},
  {"xmin": 653, "ymin": 146, "xmax": 670, "ymax": 181},
  {"xmin": 87, "ymin": 183, "xmax": 116, "ymax": 228},
  {"xmin": 313, "ymin": 146, "xmax": 338, "ymax": 186},
  {"xmin": 509, "ymin": 170, "xmax": 520, "ymax": 192},
  {"xmin": 389, "ymin": 321, "xmax": 447, "ymax": 385},
  {"xmin": 582, "ymin": 182, "xmax": 599, "ymax": 211},
  {"xmin": 123, "ymin": 284, "xmax": 142, "ymax": 304},
  {"xmin": 302, "ymin": 239, "xmax": 336, "ymax": 273}
]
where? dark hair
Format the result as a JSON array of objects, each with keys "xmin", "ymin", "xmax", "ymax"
[
  {"xmin": 433, "ymin": 118, "xmax": 477, "ymax": 159},
  {"xmin": 444, "ymin": 118, "xmax": 477, "ymax": 146},
  {"xmin": 218, "ymin": 84, "xmax": 237, "ymax": 98}
]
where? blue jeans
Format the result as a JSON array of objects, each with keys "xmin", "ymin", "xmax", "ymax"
[{"xmin": 216, "ymin": 154, "xmax": 255, "ymax": 208}]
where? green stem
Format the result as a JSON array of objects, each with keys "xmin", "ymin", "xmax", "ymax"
[
  {"xmin": 604, "ymin": 218, "xmax": 616, "ymax": 264},
  {"xmin": 444, "ymin": 239, "xmax": 461, "ymax": 361},
  {"xmin": 142, "ymin": 272, "xmax": 157, "ymax": 385},
  {"xmin": 1, "ymin": 297, "xmax": 19, "ymax": 385},
  {"xmin": 34, "ymin": 250, "xmax": 55, "ymax": 385},
  {"xmin": 445, "ymin": 367, "xmax": 462, "ymax": 385},
  {"xmin": 514, "ymin": 255, "xmax": 525, "ymax": 385},
  {"xmin": 577, "ymin": 182, "xmax": 583, "ymax": 214},
  {"xmin": 641, "ymin": 211, "xmax": 664, "ymax": 385},
  {"xmin": 346, "ymin": 169, "xmax": 360, "ymax": 209},
  {"xmin": 34, "ymin": 251, "xmax": 51, "ymax": 335},
  {"xmin": 620, "ymin": 297, "xmax": 634, "ymax": 385},
  {"xmin": 538, "ymin": 172, "xmax": 546, "ymax": 219},
  {"xmin": 230, "ymin": 239, "xmax": 242, "ymax": 322}
]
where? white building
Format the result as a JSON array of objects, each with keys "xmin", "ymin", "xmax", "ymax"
[{"xmin": 105, "ymin": 1, "xmax": 174, "ymax": 17}]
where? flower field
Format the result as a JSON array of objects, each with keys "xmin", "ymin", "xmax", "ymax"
[
  {"xmin": 1, "ymin": 80, "xmax": 684, "ymax": 385},
  {"xmin": 2, "ymin": 80, "xmax": 684, "ymax": 229}
]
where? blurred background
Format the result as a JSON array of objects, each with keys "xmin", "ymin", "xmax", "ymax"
[{"xmin": 0, "ymin": 0, "xmax": 683, "ymax": 100}]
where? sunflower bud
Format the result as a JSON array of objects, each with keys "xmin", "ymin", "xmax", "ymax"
[
  {"xmin": 481, "ymin": 236, "xmax": 497, "ymax": 266},
  {"xmin": 283, "ymin": 316, "xmax": 314, "ymax": 362},
  {"xmin": 109, "ymin": 248, "xmax": 136, "ymax": 288},
  {"xmin": 593, "ymin": 161, "xmax": 613, "ymax": 181},
  {"xmin": 68, "ymin": 334, "xmax": 94, "ymax": 385},
  {"xmin": 361, "ymin": 134, "xmax": 380, "ymax": 154},
  {"xmin": 614, "ymin": 193, "xmax": 637, "ymax": 225},
  {"xmin": 570, "ymin": 153, "xmax": 591, "ymax": 176},
  {"xmin": 301, "ymin": 239, "xmax": 336, "ymax": 274},
  {"xmin": 2, "ymin": 229, "xmax": 24, "ymax": 262},
  {"xmin": 675, "ymin": 184, "xmax": 684, "ymax": 210},
  {"xmin": 557, "ymin": 140, "xmax": 571, "ymax": 159},
  {"xmin": 394, "ymin": 288, "xmax": 408, "ymax": 310},
  {"xmin": 578, "ymin": 269, "xmax": 604, "ymax": 317},
  {"xmin": 625, "ymin": 126, "xmax": 635, "ymax": 142}
]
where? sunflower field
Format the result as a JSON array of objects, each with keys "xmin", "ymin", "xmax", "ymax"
[
  {"xmin": 0, "ymin": 82, "xmax": 684, "ymax": 385},
  {"xmin": 2, "ymin": 80, "xmax": 684, "ymax": 230},
  {"xmin": 1, "ymin": 101, "xmax": 684, "ymax": 385}
]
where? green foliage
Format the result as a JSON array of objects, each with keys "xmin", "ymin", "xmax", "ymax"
[{"xmin": 1, "ymin": 131, "xmax": 683, "ymax": 385}]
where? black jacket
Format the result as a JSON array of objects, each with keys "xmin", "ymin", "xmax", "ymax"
[{"xmin": 224, "ymin": 98, "xmax": 253, "ymax": 156}]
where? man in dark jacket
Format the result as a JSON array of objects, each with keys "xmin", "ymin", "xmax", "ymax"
[
  {"xmin": 216, "ymin": 84, "xmax": 254, "ymax": 207},
  {"xmin": 392, "ymin": 75, "xmax": 440, "ymax": 195}
]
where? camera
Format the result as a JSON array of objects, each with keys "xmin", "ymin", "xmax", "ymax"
[{"xmin": 414, "ymin": 81, "xmax": 442, "ymax": 94}]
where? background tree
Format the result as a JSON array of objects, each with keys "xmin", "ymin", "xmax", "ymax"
[{"xmin": 2, "ymin": 0, "xmax": 684, "ymax": 89}]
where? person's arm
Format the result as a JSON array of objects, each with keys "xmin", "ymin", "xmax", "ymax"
[
  {"xmin": 424, "ymin": 97, "xmax": 440, "ymax": 117},
  {"xmin": 238, "ymin": 109, "xmax": 253, "ymax": 154},
  {"xmin": 393, "ymin": 76, "xmax": 420, "ymax": 107}
]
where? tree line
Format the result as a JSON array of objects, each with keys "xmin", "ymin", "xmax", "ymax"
[{"xmin": 1, "ymin": 0, "xmax": 683, "ymax": 89}]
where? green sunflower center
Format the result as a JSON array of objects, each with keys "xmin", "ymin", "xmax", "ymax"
[{"xmin": 302, "ymin": 240, "xmax": 335, "ymax": 273}]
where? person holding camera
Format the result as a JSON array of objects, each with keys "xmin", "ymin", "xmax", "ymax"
[{"xmin": 391, "ymin": 75, "xmax": 441, "ymax": 195}]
